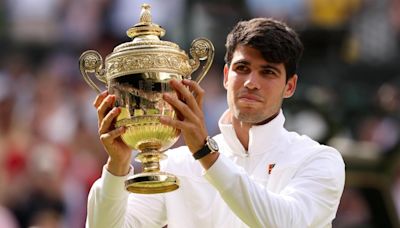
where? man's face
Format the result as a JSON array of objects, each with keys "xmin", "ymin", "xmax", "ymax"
[{"xmin": 224, "ymin": 45, "xmax": 297, "ymax": 124}]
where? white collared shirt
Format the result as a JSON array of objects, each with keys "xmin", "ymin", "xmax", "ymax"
[{"xmin": 86, "ymin": 110, "xmax": 345, "ymax": 228}]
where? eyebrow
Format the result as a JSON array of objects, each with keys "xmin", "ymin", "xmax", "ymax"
[{"xmin": 233, "ymin": 59, "xmax": 282, "ymax": 74}]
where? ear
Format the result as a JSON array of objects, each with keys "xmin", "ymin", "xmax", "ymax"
[
  {"xmin": 223, "ymin": 64, "xmax": 229, "ymax": 89},
  {"xmin": 283, "ymin": 74, "xmax": 298, "ymax": 98}
]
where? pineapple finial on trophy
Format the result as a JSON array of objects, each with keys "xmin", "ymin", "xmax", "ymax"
[
  {"xmin": 140, "ymin": 3, "xmax": 152, "ymax": 24},
  {"xmin": 126, "ymin": 3, "xmax": 165, "ymax": 39}
]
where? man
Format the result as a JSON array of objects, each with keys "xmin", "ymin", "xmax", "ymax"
[{"xmin": 87, "ymin": 18, "xmax": 345, "ymax": 227}]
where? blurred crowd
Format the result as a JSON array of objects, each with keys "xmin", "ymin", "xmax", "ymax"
[{"xmin": 0, "ymin": 0, "xmax": 399, "ymax": 227}]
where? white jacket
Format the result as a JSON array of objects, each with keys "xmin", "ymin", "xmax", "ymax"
[{"xmin": 86, "ymin": 110, "xmax": 345, "ymax": 228}]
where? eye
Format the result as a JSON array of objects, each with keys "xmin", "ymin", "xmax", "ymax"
[
  {"xmin": 234, "ymin": 64, "xmax": 250, "ymax": 73},
  {"xmin": 261, "ymin": 69, "xmax": 277, "ymax": 77}
]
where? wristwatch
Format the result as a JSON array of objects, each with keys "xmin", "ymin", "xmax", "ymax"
[{"xmin": 193, "ymin": 136, "xmax": 219, "ymax": 160}]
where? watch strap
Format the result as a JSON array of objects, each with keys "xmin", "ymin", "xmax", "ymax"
[
  {"xmin": 193, "ymin": 144, "xmax": 212, "ymax": 160},
  {"xmin": 193, "ymin": 136, "xmax": 217, "ymax": 160}
]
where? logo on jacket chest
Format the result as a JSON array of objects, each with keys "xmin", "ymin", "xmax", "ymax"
[{"xmin": 268, "ymin": 163, "xmax": 276, "ymax": 175}]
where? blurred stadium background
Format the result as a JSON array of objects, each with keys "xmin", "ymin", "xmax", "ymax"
[{"xmin": 0, "ymin": 0, "xmax": 399, "ymax": 227}]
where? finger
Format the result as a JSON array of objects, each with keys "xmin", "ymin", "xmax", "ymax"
[
  {"xmin": 159, "ymin": 115, "xmax": 187, "ymax": 130},
  {"xmin": 93, "ymin": 90, "xmax": 109, "ymax": 108},
  {"xmin": 100, "ymin": 126, "xmax": 126, "ymax": 143},
  {"xmin": 99, "ymin": 107, "xmax": 120, "ymax": 135},
  {"xmin": 163, "ymin": 92, "xmax": 198, "ymax": 123},
  {"xmin": 182, "ymin": 79, "xmax": 205, "ymax": 110},
  {"xmin": 169, "ymin": 79, "xmax": 202, "ymax": 115},
  {"xmin": 97, "ymin": 95, "xmax": 116, "ymax": 127}
]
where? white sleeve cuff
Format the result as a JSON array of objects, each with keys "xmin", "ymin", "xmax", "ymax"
[
  {"xmin": 203, "ymin": 154, "xmax": 239, "ymax": 193},
  {"xmin": 101, "ymin": 165, "xmax": 133, "ymax": 199}
]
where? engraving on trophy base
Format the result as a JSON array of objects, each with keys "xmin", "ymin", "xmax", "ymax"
[{"xmin": 125, "ymin": 172, "xmax": 179, "ymax": 194}]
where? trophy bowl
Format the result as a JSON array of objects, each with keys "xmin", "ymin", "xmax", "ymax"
[
  {"xmin": 79, "ymin": 4, "xmax": 214, "ymax": 194},
  {"xmin": 111, "ymin": 72, "xmax": 181, "ymax": 194}
]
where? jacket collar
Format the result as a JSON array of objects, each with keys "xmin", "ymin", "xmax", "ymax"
[{"xmin": 218, "ymin": 109, "xmax": 286, "ymax": 157}]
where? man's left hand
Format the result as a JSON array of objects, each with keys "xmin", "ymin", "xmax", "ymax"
[{"xmin": 160, "ymin": 79, "xmax": 208, "ymax": 154}]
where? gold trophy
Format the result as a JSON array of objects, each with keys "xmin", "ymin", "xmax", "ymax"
[{"xmin": 79, "ymin": 4, "xmax": 214, "ymax": 194}]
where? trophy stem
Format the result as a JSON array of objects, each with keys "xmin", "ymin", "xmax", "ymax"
[
  {"xmin": 125, "ymin": 149, "xmax": 179, "ymax": 194},
  {"xmin": 136, "ymin": 150, "xmax": 166, "ymax": 173}
]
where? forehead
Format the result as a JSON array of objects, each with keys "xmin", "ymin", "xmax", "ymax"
[{"xmin": 231, "ymin": 45, "xmax": 262, "ymax": 61}]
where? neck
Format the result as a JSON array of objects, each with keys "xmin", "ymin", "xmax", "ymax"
[{"xmin": 231, "ymin": 111, "xmax": 280, "ymax": 151}]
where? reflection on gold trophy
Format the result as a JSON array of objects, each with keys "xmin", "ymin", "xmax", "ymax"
[{"xmin": 79, "ymin": 4, "xmax": 214, "ymax": 194}]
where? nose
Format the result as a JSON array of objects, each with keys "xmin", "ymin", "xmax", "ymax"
[{"xmin": 244, "ymin": 73, "xmax": 260, "ymax": 90}]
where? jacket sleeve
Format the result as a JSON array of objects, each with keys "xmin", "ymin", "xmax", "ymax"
[
  {"xmin": 86, "ymin": 166, "xmax": 167, "ymax": 228},
  {"xmin": 204, "ymin": 149, "xmax": 345, "ymax": 228}
]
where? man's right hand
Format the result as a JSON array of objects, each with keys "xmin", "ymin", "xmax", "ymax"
[{"xmin": 94, "ymin": 91, "xmax": 132, "ymax": 176}]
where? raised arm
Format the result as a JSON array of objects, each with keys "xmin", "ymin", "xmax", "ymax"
[{"xmin": 86, "ymin": 91, "xmax": 167, "ymax": 228}]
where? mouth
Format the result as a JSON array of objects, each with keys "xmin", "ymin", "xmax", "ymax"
[{"xmin": 237, "ymin": 93, "xmax": 263, "ymax": 103}]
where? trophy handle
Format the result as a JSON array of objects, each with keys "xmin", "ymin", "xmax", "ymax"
[
  {"xmin": 79, "ymin": 50, "xmax": 107, "ymax": 93},
  {"xmin": 188, "ymin": 38, "xmax": 215, "ymax": 84}
]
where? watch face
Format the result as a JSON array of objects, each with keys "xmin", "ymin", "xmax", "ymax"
[{"xmin": 207, "ymin": 137, "xmax": 219, "ymax": 151}]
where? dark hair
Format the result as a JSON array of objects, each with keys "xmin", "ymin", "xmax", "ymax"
[{"xmin": 224, "ymin": 18, "xmax": 304, "ymax": 81}]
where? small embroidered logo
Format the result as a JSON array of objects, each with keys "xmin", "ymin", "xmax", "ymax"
[{"xmin": 268, "ymin": 164, "xmax": 276, "ymax": 174}]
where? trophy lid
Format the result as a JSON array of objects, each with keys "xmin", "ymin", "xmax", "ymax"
[{"xmin": 105, "ymin": 4, "xmax": 193, "ymax": 80}]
